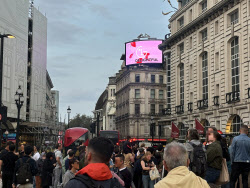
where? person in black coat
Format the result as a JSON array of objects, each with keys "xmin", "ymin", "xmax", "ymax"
[{"xmin": 42, "ymin": 152, "xmax": 56, "ymax": 188}]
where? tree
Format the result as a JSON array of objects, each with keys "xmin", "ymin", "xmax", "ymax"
[{"xmin": 68, "ymin": 114, "xmax": 92, "ymax": 130}]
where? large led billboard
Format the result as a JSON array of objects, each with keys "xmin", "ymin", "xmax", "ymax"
[{"xmin": 125, "ymin": 40, "xmax": 163, "ymax": 66}]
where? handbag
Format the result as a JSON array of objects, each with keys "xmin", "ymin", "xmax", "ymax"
[
  {"xmin": 216, "ymin": 158, "xmax": 229, "ymax": 185},
  {"xmin": 149, "ymin": 168, "xmax": 160, "ymax": 181}
]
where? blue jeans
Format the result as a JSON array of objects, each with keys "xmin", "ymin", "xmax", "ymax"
[
  {"xmin": 142, "ymin": 175, "xmax": 154, "ymax": 188},
  {"xmin": 205, "ymin": 167, "xmax": 221, "ymax": 184}
]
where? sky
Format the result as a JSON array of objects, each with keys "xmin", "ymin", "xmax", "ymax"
[{"xmin": 34, "ymin": 0, "xmax": 177, "ymax": 119}]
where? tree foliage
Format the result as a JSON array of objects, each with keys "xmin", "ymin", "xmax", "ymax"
[{"xmin": 68, "ymin": 114, "xmax": 92, "ymax": 130}]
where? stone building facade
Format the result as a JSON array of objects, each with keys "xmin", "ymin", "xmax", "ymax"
[
  {"xmin": 115, "ymin": 55, "xmax": 168, "ymax": 139},
  {"xmin": 159, "ymin": 0, "xmax": 250, "ymax": 137}
]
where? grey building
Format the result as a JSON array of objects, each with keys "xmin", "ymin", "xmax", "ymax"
[
  {"xmin": 159, "ymin": 0, "xmax": 250, "ymax": 137},
  {"xmin": 115, "ymin": 54, "xmax": 168, "ymax": 139}
]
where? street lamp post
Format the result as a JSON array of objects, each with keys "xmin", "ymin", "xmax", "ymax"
[
  {"xmin": 67, "ymin": 106, "xmax": 71, "ymax": 129},
  {"xmin": 150, "ymin": 116, "xmax": 154, "ymax": 146},
  {"xmin": 15, "ymin": 86, "xmax": 24, "ymax": 152}
]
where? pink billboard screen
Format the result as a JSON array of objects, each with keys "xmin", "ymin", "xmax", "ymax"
[{"xmin": 125, "ymin": 40, "xmax": 163, "ymax": 65}]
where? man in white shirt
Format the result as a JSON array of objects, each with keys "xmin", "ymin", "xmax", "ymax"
[
  {"xmin": 54, "ymin": 143, "xmax": 63, "ymax": 188},
  {"xmin": 32, "ymin": 145, "xmax": 40, "ymax": 188},
  {"xmin": 33, "ymin": 145, "xmax": 40, "ymax": 161}
]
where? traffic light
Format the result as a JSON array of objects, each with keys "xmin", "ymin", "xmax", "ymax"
[
  {"xmin": 0, "ymin": 106, "xmax": 7, "ymax": 124},
  {"xmin": 90, "ymin": 122, "xmax": 96, "ymax": 134},
  {"xmin": 150, "ymin": 123, "xmax": 155, "ymax": 137}
]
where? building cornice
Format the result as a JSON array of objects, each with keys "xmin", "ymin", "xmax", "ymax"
[{"xmin": 159, "ymin": 0, "xmax": 237, "ymax": 50}]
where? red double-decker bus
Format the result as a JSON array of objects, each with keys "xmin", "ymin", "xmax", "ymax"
[
  {"xmin": 99, "ymin": 130, "xmax": 120, "ymax": 145},
  {"xmin": 64, "ymin": 128, "xmax": 89, "ymax": 152}
]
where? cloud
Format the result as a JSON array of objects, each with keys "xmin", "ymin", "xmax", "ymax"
[{"xmin": 48, "ymin": 20, "xmax": 87, "ymax": 46}]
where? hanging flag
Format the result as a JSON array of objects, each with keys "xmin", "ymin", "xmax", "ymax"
[
  {"xmin": 195, "ymin": 119, "xmax": 204, "ymax": 134},
  {"xmin": 171, "ymin": 122, "xmax": 179, "ymax": 138}
]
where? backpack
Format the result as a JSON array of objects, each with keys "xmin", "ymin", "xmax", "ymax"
[
  {"xmin": 73, "ymin": 174, "xmax": 123, "ymax": 188},
  {"xmin": 16, "ymin": 158, "xmax": 33, "ymax": 184},
  {"xmin": 189, "ymin": 143, "xmax": 206, "ymax": 177}
]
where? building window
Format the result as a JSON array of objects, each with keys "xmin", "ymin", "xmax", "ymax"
[
  {"xmin": 180, "ymin": 64, "xmax": 184, "ymax": 105},
  {"xmin": 159, "ymin": 104, "xmax": 164, "ymax": 114},
  {"xmin": 151, "ymin": 89, "xmax": 155, "ymax": 99},
  {"xmin": 231, "ymin": 37, "xmax": 240, "ymax": 92},
  {"xmin": 135, "ymin": 89, "xmax": 140, "ymax": 99},
  {"xmin": 159, "ymin": 75, "xmax": 164, "ymax": 84},
  {"xmin": 189, "ymin": 9, "xmax": 192, "ymax": 22},
  {"xmin": 201, "ymin": 29, "xmax": 207, "ymax": 41},
  {"xmin": 202, "ymin": 52, "xmax": 208, "ymax": 100},
  {"xmin": 201, "ymin": 0, "xmax": 207, "ymax": 13},
  {"xmin": 179, "ymin": 43, "xmax": 184, "ymax": 55},
  {"xmin": 135, "ymin": 74, "xmax": 140, "ymax": 83},
  {"xmin": 151, "ymin": 75, "xmax": 155, "ymax": 83},
  {"xmin": 150, "ymin": 104, "xmax": 155, "ymax": 115},
  {"xmin": 231, "ymin": 10, "xmax": 239, "ymax": 25},
  {"xmin": 215, "ymin": 52, "xmax": 219, "ymax": 70},
  {"xmin": 178, "ymin": 17, "xmax": 184, "ymax": 29},
  {"xmin": 215, "ymin": 20, "xmax": 219, "ymax": 34},
  {"xmin": 135, "ymin": 104, "xmax": 140, "ymax": 115},
  {"xmin": 189, "ymin": 37, "xmax": 192, "ymax": 49},
  {"xmin": 159, "ymin": 90, "xmax": 164, "ymax": 99},
  {"xmin": 189, "ymin": 64, "xmax": 193, "ymax": 80},
  {"xmin": 166, "ymin": 53, "xmax": 171, "ymax": 109},
  {"xmin": 181, "ymin": 0, "xmax": 190, "ymax": 7},
  {"xmin": 232, "ymin": 115, "xmax": 243, "ymax": 133}
]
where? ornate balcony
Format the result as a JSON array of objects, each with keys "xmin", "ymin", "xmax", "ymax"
[
  {"xmin": 175, "ymin": 105, "xmax": 184, "ymax": 114},
  {"xmin": 162, "ymin": 108, "xmax": 171, "ymax": 115},
  {"xmin": 197, "ymin": 99, "xmax": 208, "ymax": 110},
  {"xmin": 213, "ymin": 96, "xmax": 219, "ymax": 106},
  {"xmin": 188, "ymin": 102, "xmax": 193, "ymax": 112},
  {"xmin": 226, "ymin": 91, "xmax": 240, "ymax": 103}
]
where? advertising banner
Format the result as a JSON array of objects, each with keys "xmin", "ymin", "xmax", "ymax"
[
  {"xmin": 195, "ymin": 119, "xmax": 204, "ymax": 135},
  {"xmin": 171, "ymin": 122, "xmax": 179, "ymax": 138},
  {"xmin": 125, "ymin": 40, "xmax": 163, "ymax": 65}
]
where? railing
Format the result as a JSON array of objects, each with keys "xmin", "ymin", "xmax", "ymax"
[
  {"xmin": 162, "ymin": 108, "xmax": 171, "ymax": 115},
  {"xmin": 175, "ymin": 105, "xmax": 184, "ymax": 114},
  {"xmin": 213, "ymin": 96, "xmax": 219, "ymax": 106},
  {"xmin": 197, "ymin": 99, "xmax": 208, "ymax": 110},
  {"xmin": 226, "ymin": 91, "xmax": 240, "ymax": 103},
  {"xmin": 188, "ymin": 102, "xmax": 193, "ymax": 112}
]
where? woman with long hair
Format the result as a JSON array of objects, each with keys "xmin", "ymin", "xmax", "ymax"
[
  {"xmin": 205, "ymin": 131, "xmax": 223, "ymax": 184},
  {"xmin": 141, "ymin": 151, "xmax": 155, "ymax": 188}
]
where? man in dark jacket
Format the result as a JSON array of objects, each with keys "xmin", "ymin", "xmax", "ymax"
[
  {"xmin": 0, "ymin": 144, "xmax": 18, "ymax": 188},
  {"xmin": 64, "ymin": 137, "xmax": 123, "ymax": 188},
  {"xmin": 133, "ymin": 148, "xmax": 144, "ymax": 188},
  {"xmin": 13, "ymin": 145, "xmax": 38, "ymax": 188},
  {"xmin": 0, "ymin": 141, "xmax": 14, "ymax": 159}
]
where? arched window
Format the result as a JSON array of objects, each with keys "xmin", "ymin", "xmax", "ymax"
[
  {"xmin": 202, "ymin": 52, "xmax": 208, "ymax": 99},
  {"xmin": 201, "ymin": 119, "xmax": 210, "ymax": 134},
  {"xmin": 232, "ymin": 115, "xmax": 243, "ymax": 134},
  {"xmin": 231, "ymin": 37, "xmax": 239, "ymax": 92},
  {"xmin": 180, "ymin": 64, "xmax": 184, "ymax": 105},
  {"xmin": 178, "ymin": 122, "xmax": 186, "ymax": 139}
]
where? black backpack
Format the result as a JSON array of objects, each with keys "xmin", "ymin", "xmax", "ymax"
[
  {"xmin": 189, "ymin": 143, "xmax": 206, "ymax": 177},
  {"xmin": 72, "ymin": 174, "xmax": 123, "ymax": 188},
  {"xmin": 16, "ymin": 158, "xmax": 33, "ymax": 184}
]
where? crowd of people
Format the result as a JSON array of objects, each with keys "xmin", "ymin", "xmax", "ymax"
[{"xmin": 0, "ymin": 124, "xmax": 248, "ymax": 188}]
